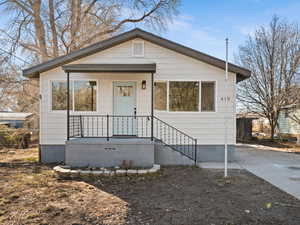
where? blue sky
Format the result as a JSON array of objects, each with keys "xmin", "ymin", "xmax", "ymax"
[
  {"xmin": 1, "ymin": 0, "xmax": 300, "ymax": 63},
  {"xmin": 159, "ymin": 0, "xmax": 300, "ymax": 61}
]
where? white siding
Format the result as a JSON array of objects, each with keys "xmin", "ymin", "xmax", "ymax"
[
  {"xmin": 278, "ymin": 109, "xmax": 300, "ymax": 134},
  {"xmin": 40, "ymin": 38, "xmax": 237, "ymax": 145}
]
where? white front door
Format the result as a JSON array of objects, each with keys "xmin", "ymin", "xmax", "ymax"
[{"xmin": 113, "ymin": 81, "xmax": 137, "ymax": 135}]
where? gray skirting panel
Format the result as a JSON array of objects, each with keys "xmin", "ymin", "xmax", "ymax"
[
  {"xmin": 40, "ymin": 145, "xmax": 65, "ymax": 163},
  {"xmin": 40, "ymin": 144, "xmax": 235, "ymax": 164},
  {"xmin": 196, "ymin": 145, "xmax": 235, "ymax": 162}
]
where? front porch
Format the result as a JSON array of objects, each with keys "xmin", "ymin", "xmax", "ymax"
[
  {"xmin": 63, "ymin": 63, "xmax": 197, "ymax": 167},
  {"xmin": 67, "ymin": 114, "xmax": 197, "ymax": 167}
]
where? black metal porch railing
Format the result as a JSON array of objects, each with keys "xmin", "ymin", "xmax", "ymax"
[{"xmin": 69, "ymin": 115, "xmax": 197, "ymax": 163}]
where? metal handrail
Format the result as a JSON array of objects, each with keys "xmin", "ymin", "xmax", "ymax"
[
  {"xmin": 153, "ymin": 116, "xmax": 195, "ymax": 140},
  {"xmin": 69, "ymin": 114, "xmax": 198, "ymax": 163}
]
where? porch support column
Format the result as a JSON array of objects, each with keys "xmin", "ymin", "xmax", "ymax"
[
  {"xmin": 151, "ymin": 72, "xmax": 154, "ymax": 141},
  {"xmin": 67, "ymin": 72, "xmax": 70, "ymax": 140}
]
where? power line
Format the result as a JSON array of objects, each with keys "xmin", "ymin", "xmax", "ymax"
[{"xmin": 0, "ymin": 48, "xmax": 31, "ymax": 65}]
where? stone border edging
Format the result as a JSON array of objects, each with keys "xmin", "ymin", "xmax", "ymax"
[{"xmin": 54, "ymin": 164, "xmax": 160, "ymax": 177}]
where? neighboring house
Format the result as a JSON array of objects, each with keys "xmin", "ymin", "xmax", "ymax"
[
  {"xmin": 22, "ymin": 28, "xmax": 250, "ymax": 167},
  {"xmin": 278, "ymin": 104, "xmax": 300, "ymax": 145},
  {"xmin": 236, "ymin": 113, "xmax": 259, "ymax": 141},
  {"xmin": 0, "ymin": 112, "xmax": 33, "ymax": 129}
]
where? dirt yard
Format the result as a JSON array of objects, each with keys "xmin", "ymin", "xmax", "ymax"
[{"xmin": 1, "ymin": 148, "xmax": 300, "ymax": 225}]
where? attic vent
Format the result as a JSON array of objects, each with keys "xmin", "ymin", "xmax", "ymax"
[{"xmin": 132, "ymin": 40, "xmax": 144, "ymax": 57}]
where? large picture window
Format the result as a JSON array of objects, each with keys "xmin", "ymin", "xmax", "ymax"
[
  {"xmin": 201, "ymin": 82, "xmax": 215, "ymax": 112},
  {"xmin": 51, "ymin": 80, "xmax": 97, "ymax": 111},
  {"xmin": 169, "ymin": 81, "xmax": 199, "ymax": 112},
  {"xmin": 154, "ymin": 82, "xmax": 167, "ymax": 110}
]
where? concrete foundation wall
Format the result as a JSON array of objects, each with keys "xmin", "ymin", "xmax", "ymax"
[
  {"xmin": 65, "ymin": 138, "xmax": 154, "ymax": 168},
  {"xmin": 196, "ymin": 145, "xmax": 235, "ymax": 162},
  {"xmin": 40, "ymin": 142, "xmax": 235, "ymax": 165},
  {"xmin": 40, "ymin": 145, "xmax": 65, "ymax": 163},
  {"xmin": 155, "ymin": 144, "xmax": 195, "ymax": 165}
]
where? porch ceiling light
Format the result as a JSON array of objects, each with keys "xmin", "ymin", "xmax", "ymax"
[{"xmin": 141, "ymin": 80, "xmax": 146, "ymax": 90}]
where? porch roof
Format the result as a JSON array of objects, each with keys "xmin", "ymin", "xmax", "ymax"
[{"xmin": 62, "ymin": 63, "xmax": 156, "ymax": 73}]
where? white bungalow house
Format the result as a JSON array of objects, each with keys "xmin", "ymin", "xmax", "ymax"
[{"xmin": 23, "ymin": 28, "xmax": 250, "ymax": 167}]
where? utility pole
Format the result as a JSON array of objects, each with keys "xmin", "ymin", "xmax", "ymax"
[{"xmin": 224, "ymin": 38, "xmax": 229, "ymax": 178}]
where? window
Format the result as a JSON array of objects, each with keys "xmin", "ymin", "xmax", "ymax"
[
  {"xmin": 132, "ymin": 40, "xmax": 144, "ymax": 57},
  {"xmin": 154, "ymin": 82, "xmax": 167, "ymax": 110},
  {"xmin": 169, "ymin": 81, "xmax": 199, "ymax": 111},
  {"xmin": 201, "ymin": 82, "xmax": 215, "ymax": 112},
  {"xmin": 284, "ymin": 109, "xmax": 289, "ymax": 118},
  {"xmin": 51, "ymin": 80, "xmax": 97, "ymax": 111},
  {"xmin": 74, "ymin": 81, "xmax": 97, "ymax": 111},
  {"xmin": 51, "ymin": 81, "xmax": 72, "ymax": 110},
  {"xmin": 116, "ymin": 86, "xmax": 133, "ymax": 97}
]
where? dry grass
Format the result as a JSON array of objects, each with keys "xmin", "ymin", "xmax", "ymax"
[
  {"xmin": 0, "ymin": 147, "xmax": 128, "ymax": 225},
  {"xmin": 0, "ymin": 147, "xmax": 38, "ymax": 163}
]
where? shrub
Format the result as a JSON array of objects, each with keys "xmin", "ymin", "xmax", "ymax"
[{"xmin": 0, "ymin": 125, "xmax": 31, "ymax": 149}]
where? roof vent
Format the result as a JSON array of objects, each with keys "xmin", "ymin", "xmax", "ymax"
[{"xmin": 132, "ymin": 40, "xmax": 144, "ymax": 57}]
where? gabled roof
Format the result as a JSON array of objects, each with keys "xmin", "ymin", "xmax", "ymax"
[{"xmin": 22, "ymin": 28, "xmax": 251, "ymax": 82}]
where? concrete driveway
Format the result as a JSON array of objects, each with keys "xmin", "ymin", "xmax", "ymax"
[{"xmin": 235, "ymin": 144, "xmax": 300, "ymax": 200}]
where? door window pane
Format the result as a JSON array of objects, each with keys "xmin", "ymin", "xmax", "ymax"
[
  {"xmin": 154, "ymin": 82, "xmax": 167, "ymax": 110},
  {"xmin": 201, "ymin": 82, "xmax": 215, "ymax": 112},
  {"xmin": 74, "ymin": 81, "xmax": 97, "ymax": 111},
  {"xmin": 116, "ymin": 86, "xmax": 133, "ymax": 97},
  {"xmin": 169, "ymin": 81, "xmax": 199, "ymax": 111},
  {"xmin": 51, "ymin": 81, "xmax": 72, "ymax": 110}
]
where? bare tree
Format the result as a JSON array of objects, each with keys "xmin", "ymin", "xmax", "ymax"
[
  {"xmin": 237, "ymin": 16, "xmax": 300, "ymax": 139},
  {"xmin": 0, "ymin": 0, "xmax": 179, "ymax": 62},
  {"xmin": 0, "ymin": 54, "xmax": 38, "ymax": 114},
  {"xmin": 0, "ymin": 0, "xmax": 179, "ymax": 125}
]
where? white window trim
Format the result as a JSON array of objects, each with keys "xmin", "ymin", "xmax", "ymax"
[
  {"xmin": 154, "ymin": 79, "xmax": 217, "ymax": 113},
  {"xmin": 49, "ymin": 79, "xmax": 99, "ymax": 114},
  {"xmin": 132, "ymin": 40, "xmax": 144, "ymax": 57}
]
